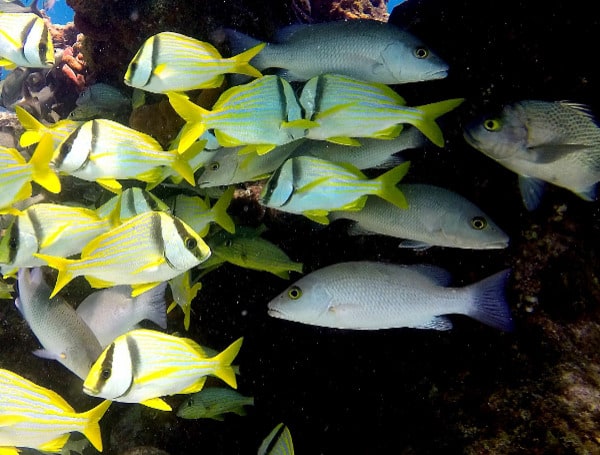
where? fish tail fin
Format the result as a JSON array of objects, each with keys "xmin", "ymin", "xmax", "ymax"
[
  {"xmin": 211, "ymin": 186, "xmax": 236, "ymax": 233},
  {"xmin": 28, "ymin": 134, "xmax": 61, "ymax": 193},
  {"xmin": 167, "ymin": 91, "xmax": 209, "ymax": 154},
  {"xmin": 170, "ymin": 150, "xmax": 196, "ymax": 186},
  {"xmin": 466, "ymin": 269, "xmax": 514, "ymax": 332},
  {"xmin": 374, "ymin": 162, "xmax": 411, "ymax": 209},
  {"xmin": 32, "ymin": 253, "xmax": 74, "ymax": 298},
  {"xmin": 79, "ymin": 400, "xmax": 111, "ymax": 452},
  {"xmin": 15, "ymin": 105, "xmax": 46, "ymax": 147},
  {"xmin": 211, "ymin": 337, "xmax": 243, "ymax": 389},
  {"xmin": 230, "ymin": 42, "xmax": 266, "ymax": 79},
  {"xmin": 412, "ymin": 98, "xmax": 465, "ymax": 147},
  {"xmin": 135, "ymin": 281, "xmax": 168, "ymax": 329}
]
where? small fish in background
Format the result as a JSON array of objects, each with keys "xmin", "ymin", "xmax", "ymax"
[
  {"xmin": 167, "ymin": 75, "xmax": 316, "ymax": 155},
  {"xmin": 68, "ymin": 82, "xmax": 131, "ymax": 121},
  {"xmin": 464, "ymin": 100, "xmax": 600, "ymax": 210},
  {"xmin": 34, "ymin": 210, "xmax": 211, "ymax": 298},
  {"xmin": 176, "ymin": 387, "xmax": 255, "ymax": 420},
  {"xmin": 299, "ymin": 73, "xmax": 463, "ymax": 147},
  {"xmin": 0, "ymin": 134, "xmax": 61, "ymax": 215},
  {"xmin": 257, "ymin": 423, "xmax": 295, "ymax": 455},
  {"xmin": 83, "ymin": 329, "xmax": 243, "ymax": 411},
  {"xmin": 0, "ymin": 368, "xmax": 110, "ymax": 454},
  {"xmin": 42, "ymin": 0, "xmax": 55, "ymax": 11},
  {"xmin": 329, "ymin": 184, "xmax": 509, "ymax": 250},
  {"xmin": 260, "ymin": 156, "xmax": 410, "ymax": 225},
  {"xmin": 222, "ymin": 19, "xmax": 448, "ymax": 85},
  {"xmin": 124, "ymin": 31, "xmax": 264, "ymax": 94},
  {"xmin": 15, "ymin": 267, "xmax": 103, "ymax": 380},
  {"xmin": 95, "ymin": 186, "xmax": 171, "ymax": 222},
  {"xmin": 0, "ymin": 66, "xmax": 31, "ymax": 108},
  {"xmin": 76, "ymin": 283, "xmax": 168, "ymax": 348},
  {"xmin": 0, "ymin": 12, "xmax": 54, "ymax": 69},
  {"xmin": 268, "ymin": 261, "xmax": 514, "ymax": 331},
  {"xmin": 201, "ymin": 225, "xmax": 304, "ymax": 279}
]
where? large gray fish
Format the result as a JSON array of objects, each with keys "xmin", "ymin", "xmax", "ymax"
[
  {"xmin": 464, "ymin": 100, "xmax": 600, "ymax": 210},
  {"xmin": 329, "ymin": 184, "xmax": 509, "ymax": 250},
  {"xmin": 222, "ymin": 19, "xmax": 448, "ymax": 84},
  {"xmin": 15, "ymin": 267, "xmax": 103, "ymax": 379},
  {"xmin": 268, "ymin": 261, "xmax": 514, "ymax": 331}
]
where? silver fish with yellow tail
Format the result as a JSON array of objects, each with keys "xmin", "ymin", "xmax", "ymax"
[{"xmin": 0, "ymin": 12, "xmax": 54, "ymax": 69}]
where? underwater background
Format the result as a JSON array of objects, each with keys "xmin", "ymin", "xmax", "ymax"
[{"xmin": 1, "ymin": 0, "xmax": 600, "ymax": 454}]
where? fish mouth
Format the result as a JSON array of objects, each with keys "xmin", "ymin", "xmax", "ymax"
[
  {"xmin": 83, "ymin": 385, "xmax": 99, "ymax": 395},
  {"xmin": 267, "ymin": 308, "xmax": 285, "ymax": 319},
  {"xmin": 427, "ymin": 69, "xmax": 448, "ymax": 80}
]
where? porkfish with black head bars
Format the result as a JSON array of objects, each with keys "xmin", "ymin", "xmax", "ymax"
[{"xmin": 0, "ymin": 12, "xmax": 54, "ymax": 69}]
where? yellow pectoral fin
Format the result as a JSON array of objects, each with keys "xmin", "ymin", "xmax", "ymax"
[
  {"xmin": 140, "ymin": 397, "xmax": 172, "ymax": 411},
  {"xmin": 153, "ymin": 62, "xmax": 168, "ymax": 76},
  {"xmin": 39, "ymin": 225, "xmax": 69, "ymax": 249},
  {"xmin": 38, "ymin": 433, "xmax": 70, "ymax": 453},
  {"xmin": 131, "ymin": 281, "xmax": 162, "ymax": 297},
  {"xmin": 96, "ymin": 178, "xmax": 122, "ymax": 194},
  {"xmin": 133, "ymin": 257, "xmax": 165, "ymax": 274}
]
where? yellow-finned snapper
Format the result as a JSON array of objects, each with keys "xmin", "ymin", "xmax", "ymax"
[
  {"xmin": 464, "ymin": 100, "xmax": 600, "ymax": 210},
  {"xmin": 0, "ymin": 203, "xmax": 112, "ymax": 275},
  {"xmin": 15, "ymin": 105, "xmax": 83, "ymax": 148},
  {"xmin": 0, "ymin": 12, "xmax": 54, "ymax": 69},
  {"xmin": 124, "ymin": 31, "xmax": 265, "ymax": 94},
  {"xmin": 0, "ymin": 368, "xmax": 110, "ymax": 454},
  {"xmin": 83, "ymin": 329, "xmax": 243, "ymax": 411},
  {"xmin": 95, "ymin": 187, "xmax": 171, "ymax": 222},
  {"xmin": 329, "ymin": 184, "xmax": 509, "ymax": 250},
  {"xmin": 34, "ymin": 210, "xmax": 211, "ymax": 298},
  {"xmin": 52, "ymin": 118, "xmax": 201, "ymax": 193},
  {"xmin": 268, "ymin": 261, "xmax": 514, "ymax": 331},
  {"xmin": 167, "ymin": 75, "xmax": 316, "ymax": 155},
  {"xmin": 15, "ymin": 268, "xmax": 103, "ymax": 380},
  {"xmin": 257, "ymin": 423, "xmax": 294, "ymax": 455},
  {"xmin": 0, "ymin": 134, "xmax": 61, "ymax": 214},
  {"xmin": 223, "ymin": 19, "xmax": 448, "ymax": 85},
  {"xmin": 168, "ymin": 186, "xmax": 236, "ymax": 237},
  {"xmin": 167, "ymin": 270, "xmax": 202, "ymax": 331},
  {"xmin": 299, "ymin": 74, "xmax": 463, "ymax": 147},
  {"xmin": 176, "ymin": 386, "xmax": 254, "ymax": 420},
  {"xmin": 76, "ymin": 283, "xmax": 168, "ymax": 348},
  {"xmin": 260, "ymin": 156, "xmax": 410, "ymax": 225},
  {"xmin": 202, "ymin": 225, "xmax": 303, "ymax": 279}
]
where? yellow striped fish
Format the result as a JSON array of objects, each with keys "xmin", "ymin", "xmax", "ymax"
[
  {"xmin": 83, "ymin": 329, "xmax": 243, "ymax": 411},
  {"xmin": 0, "ymin": 12, "xmax": 54, "ymax": 69},
  {"xmin": 34, "ymin": 211, "xmax": 211, "ymax": 298},
  {"xmin": 95, "ymin": 187, "xmax": 171, "ymax": 222},
  {"xmin": 299, "ymin": 74, "xmax": 464, "ymax": 147},
  {"xmin": 0, "ymin": 134, "xmax": 61, "ymax": 215},
  {"xmin": 168, "ymin": 75, "xmax": 316, "ymax": 155},
  {"xmin": 258, "ymin": 423, "xmax": 295, "ymax": 455},
  {"xmin": 0, "ymin": 368, "xmax": 110, "ymax": 453},
  {"xmin": 167, "ymin": 270, "xmax": 202, "ymax": 330},
  {"xmin": 124, "ymin": 31, "xmax": 264, "ymax": 93},
  {"xmin": 15, "ymin": 105, "xmax": 83, "ymax": 148},
  {"xmin": 53, "ymin": 119, "xmax": 201, "ymax": 193}
]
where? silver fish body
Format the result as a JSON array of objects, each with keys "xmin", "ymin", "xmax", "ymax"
[
  {"xmin": 268, "ymin": 261, "xmax": 514, "ymax": 331},
  {"xmin": 224, "ymin": 19, "xmax": 448, "ymax": 84},
  {"xmin": 15, "ymin": 267, "xmax": 103, "ymax": 379},
  {"xmin": 464, "ymin": 100, "xmax": 600, "ymax": 209},
  {"xmin": 0, "ymin": 12, "xmax": 54, "ymax": 68},
  {"xmin": 330, "ymin": 184, "xmax": 509, "ymax": 250}
]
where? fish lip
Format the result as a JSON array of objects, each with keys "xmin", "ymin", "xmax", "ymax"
[
  {"xmin": 427, "ymin": 69, "xmax": 448, "ymax": 80},
  {"xmin": 82, "ymin": 385, "xmax": 99, "ymax": 395},
  {"xmin": 267, "ymin": 308, "xmax": 285, "ymax": 319}
]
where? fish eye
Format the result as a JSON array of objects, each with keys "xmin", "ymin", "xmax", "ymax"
[
  {"xmin": 101, "ymin": 368, "xmax": 111, "ymax": 380},
  {"xmin": 187, "ymin": 398, "xmax": 193, "ymax": 406},
  {"xmin": 184, "ymin": 237, "xmax": 197, "ymax": 250},
  {"xmin": 287, "ymin": 286, "xmax": 302, "ymax": 300},
  {"xmin": 414, "ymin": 47, "xmax": 429, "ymax": 59},
  {"xmin": 130, "ymin": 62, "xmax": 138, "ymax": 72},
  {"xmin": 8, "ymin": 238, "xmax": 17, "ymax": 250},
  {"xmin": 483, "ymin": 118, "xmax": 501, "ymax": 131},
  {"xmin": 224, "ymin": 239, "xmax": 233, "ymax": 247},
  {"xmin": 209, "ymin": 162, "xmax": 220, "ymax": 171},
  {"xmin": 471, "ymin": 216, "xmax": 488, "ymax": 230}
]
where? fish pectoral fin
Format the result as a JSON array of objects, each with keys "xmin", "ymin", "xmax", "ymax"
[
  {"xmin": 96, "ymin": 178, "xmax": 122, "ymax": 194},
  {"xmin": 131, "ymin": 282, "xmax": 162, "ymax": 297},
  {"xmin": 302, "ymin": 210, "xmax": 330, "ymax": 225},
  {"xmin": 296, "ymin": 176, "xmax": 331, "ymax": 194},
  {"xmin": 398, "ymin": 240, "xmax": 432, "ymax": 251},
  {"xmin": 411, "ymin": 316, "xmax": 453, "ymax": 331},
  {"xmin": 179, "ymin": 376, "xmax": 207, "ymax": 395},
  {"xmin": 33, "ymin": 348, "xmax": 63, "ymax": 360},
  {"xmin": 141, "ymin": 397, "xmax": 172, "ymax": 411},
  {"xmin": 327, "ymin": 136, "xmax": 361, "ymax": 146},
  {"xmin": 527, "ymin": 143, "xmax": 590, "ymax": 163},
  {"xmin": 38, "ymin": 434, "xmax": 71, "ymax": 453},
  {"xmin": 133, "ymin": 258, "xmax": 165, "ymax": 274},
  {"xmin": 39, "ymin": 225, "xmax": 70, "ymax": 249},
  {"xmin": 518, "ymin": 175, "xmax": 546, "ymax": 211}
]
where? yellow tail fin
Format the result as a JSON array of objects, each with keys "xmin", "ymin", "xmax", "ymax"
[
  {"xmin": 210, "ymin": 186, "xmax": 236, "ymax": 234},
  {"xmin": 412, "ymin": 98, "xmax": 464, "ymax": 147},
  {"xmin": 211, "ymin": 337, "xmax": 243, "ymax": 389},
  {"xmin": 374, "ymin": 161, "xmax": 411, "ymax": 209},
  {"xmin": 230, "ymin": 42, "xmax": 265, "ymax": 78},
  {"xmin": 15, "ymin": 106, "xmax": 46, "ymax": 147},
  {"xmin": 167, "ymin": 92, "xmax": 210, "ymax": 154},
  {"xmin": 80, "ymin": 400, "xmax": 111, "ymax": 452},
  {"xmin": 29, "ymin": 134, "xmax": 61, "ymax": 193},
  {"xmin": 32, "ymin": 253, "xmax": 75, "ymax": 298}
]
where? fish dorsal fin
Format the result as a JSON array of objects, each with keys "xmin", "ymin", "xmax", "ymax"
[{"xmin": 559, "ymin": 101, "xmax": 597, "ymax": 122}]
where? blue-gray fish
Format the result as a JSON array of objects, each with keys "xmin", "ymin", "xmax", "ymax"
[
  {"xmin": 176, "ymin": 387, "xmax": 254, "ymax": 420},
  {"xmin": 330, "ymin": 184, "xmax": 509, "ymax": 250},
  {"xmin": 223, "ymin": 19, "xmax": 448, "ymax": 84},
  {"xmin": 464, "ymin": 100, "xmax": 600, "ymax": 210},
  {"xmin": 268, "ymin": 261, "xmax": 514, "ymax": 331}
]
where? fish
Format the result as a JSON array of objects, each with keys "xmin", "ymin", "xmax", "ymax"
[
  {"xmin": 95, "ymin": 187, "xmax": 171, "ymax": 222},
  {"xmin": 15, "ymin": 105, "xmax": 83, "ymax": 148},
  {"xmin": 0, "ymin": 12, "xmax": 54, "ymax": 69},
  {"xmin": 167, "ymin": 75, "xmax": 316, "ymax": 155},
  {"xmin": 257, "ymin": 423, "xmax": 294, "ymax": 455},
  {"xmin": 176, "ymin": 387, "xmax": 254, "ymax": 420},
  {"xmin": 202, "ymin": 225, "xmax": 303, "ymax": 279},
  {"xmin": 52, "ymin": 118, "xmax": 200, "ymax": 193},
  {"xmin": 168, "ymin": 186, "xmax": 236, "ymax": 237},
  {"xmin": 0, "ymin": 0, "xmax": 40, "ymax": 15},
  {"xmin": 267, "ymin": 261, "xmax": 514, "ymax": 331},
  {"xmin": 167, "ymin": 270, "xmax": 202, "ymax": 330},
  {"xmin": 260, "ymin": 156, "xmax": 410, "ymax": 225},
  {"xmin": 83, "ymin": 329, "xmax": 243, "ymax": 411},
  {"xmin": 0, "ymin": 368, "xmax": 110, "ymax": 454},
  {"xmin": 0, "ymin": 67, "xmax": 31, "ymax": 108},
  {"xmin": 124, "ymin": 31, "xmax": 265, "ymax": 94},
  {"xmin": 299, "ymin": 73, "xmax": 463, "ymax": 147},
  {"xmin": 14, "ymin": 267, "xmax": 103, "ymax": 380},
  {"xmin": 34, "ymin": 210, "xmax": 212, "ymax": 298},
  {"xmin": 464, "ymin": 100, "xmax": 600, "ymax": 210},
  {"xmin": 0, "ymin": 203, "xmax": 113, "ymax": 275},
  {"xmin": 76, "ymin": 283, "xmax": 168, "ymax": 348},
  {"xmin": 0, "ymin": 134, "xmax": 61, "ymax": 214},
  {"xmin": 222, "ymin": 19, "xmax": 448, "ymax": 84},
  {"xmin": 329, "ymin": 184, "xmax": 509, "ymax": 250},
  {"xmin": 69, "ymin": 82, "xmax": 131, "ymax": 121}
]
